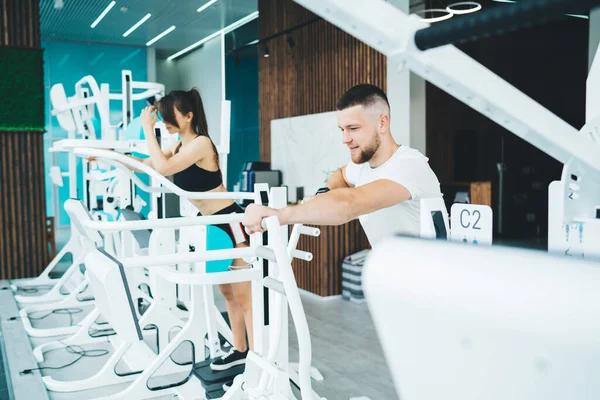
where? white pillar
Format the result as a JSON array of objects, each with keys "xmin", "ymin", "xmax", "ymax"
[
  {"xmin": 385, "ymin": 0, "xmax": 427, "ymax": 155},
  {"xmin": 589, "ymin": 8, "xmax": 600, "ymax": 71},
  {"xmin": 588, "ymin": 8, "xmax": 600, "ymax": 121},
  {"xmin": 147, "ymin": 47, "xmax": 157, "ymax": 82},
  {"xmin": 410, "ymin": 71, "xmax": 427, "ymax": 155}
]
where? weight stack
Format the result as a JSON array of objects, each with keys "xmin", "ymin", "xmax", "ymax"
[{"xmin": 341, "ymin": 249, "xmax": 371, "ymax": 303}]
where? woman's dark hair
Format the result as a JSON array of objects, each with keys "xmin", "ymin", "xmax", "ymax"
[{"xmin": 157, "ymin": 88, "xmax": 220, "ymax": 166}]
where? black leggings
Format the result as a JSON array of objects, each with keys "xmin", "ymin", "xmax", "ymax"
[{"xmin": 198, "ymin": 202, "xmax": 250, "ymax": 245}]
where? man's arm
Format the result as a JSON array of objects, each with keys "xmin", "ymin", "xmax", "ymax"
[
  {"xmin": 244, "ymin": 179, "xmax": 412, "ymax": 233},
  {"xmin": 325, "ymin": 166, "xmax": 354, "ymax": 189}
]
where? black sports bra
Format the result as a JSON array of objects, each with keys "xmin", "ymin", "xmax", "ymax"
[
  {"xmin": 174, "ymin": 164, "xmax": 222, "ymax": 192},
  {"xmin": 172, "ymin": 141, "xmax": 223, "ymax": 192}
]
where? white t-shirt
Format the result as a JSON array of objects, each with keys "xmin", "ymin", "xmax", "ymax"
[{"xmin": 345, "ymin": 145, "xmax": 442, "ymax": 246}]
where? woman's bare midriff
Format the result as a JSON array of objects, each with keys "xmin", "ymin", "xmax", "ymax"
[{"xmin": 188, "ymin": 183, "xmax": 238, "ymax": 216}]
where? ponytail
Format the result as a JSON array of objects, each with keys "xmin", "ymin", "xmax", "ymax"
[
  {"xmin": 188, "ymin": 88, "xmax": 208, "ymax": 137},
  {"xmin": 188, "ymin": 87, "xmax": 220, "ymax": 167}
]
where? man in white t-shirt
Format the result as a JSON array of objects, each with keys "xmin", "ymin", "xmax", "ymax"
[{"xmin": 243, "ymin": 84, "xmax": 442, "ymax": 247}]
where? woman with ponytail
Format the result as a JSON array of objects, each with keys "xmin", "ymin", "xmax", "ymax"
[{"xmin": 140, "ymin": 88, "xmax": 252, "ymax": 389}]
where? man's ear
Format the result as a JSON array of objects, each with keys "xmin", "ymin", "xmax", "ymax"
[{"xmin": 379, "ymin": 114, "xmax": 390, "ymax": 133}]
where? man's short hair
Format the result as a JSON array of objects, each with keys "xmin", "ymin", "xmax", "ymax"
[{"xmin": 336, "ymin": 84, "xmax": 390, "ymax": 111}]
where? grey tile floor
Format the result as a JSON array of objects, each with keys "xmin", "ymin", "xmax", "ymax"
[
  {"xmin": 287, "ymin": 296, "xmax": 399, "ymax": 400},
  {"xmin": 4, "ymin": 226, "xmax": 399, "ymax": 399},
  {"xmin": 212, "ymin": 291, "xmax": 399, "ymax": 400}
]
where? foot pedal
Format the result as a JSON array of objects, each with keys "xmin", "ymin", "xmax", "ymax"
[
  {"xmin": 203, "ymin": 380, "xmax": 226, "ymax": 399},
  {"xmin": 192, "ymin": 357, "xmax": 245, "ymax": 385},
  {"xmin": 193, "ymin": 359, "xmax": 244, "ymax": 384},
  {"xmin": 193, "ymin": 358, "xmax": 243, "ymax": 398}
]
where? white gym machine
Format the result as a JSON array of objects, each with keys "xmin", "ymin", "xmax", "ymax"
[
  {"xmin": 25, "ymin": 153, "xmax": 321, "ymax": 399},
  {"xmin": 23, "ymin": 146, "xmax": 322, "ymax": 399},
  {"xmin": 49, "ymin": 71, "xmax": 165, "ymax": 202},
  {"xmin": 12, "ymin": 72, "xmax": 166, "ymax": 297},
  {"xmin": 16, "ymin": 141, "xmax": 176, "ymax": 338},
  {"xmin": 364, "ymin": 236, "xmax": 600, "ymax": 400},
  {"xmin": 294, "ymin": 0, "xmax": 600, "ymax": 257}
]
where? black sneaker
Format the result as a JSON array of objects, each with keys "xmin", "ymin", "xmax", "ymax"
[{"xmin": 210, "ymin": 348, "xmax": 248, "ymax": 371}]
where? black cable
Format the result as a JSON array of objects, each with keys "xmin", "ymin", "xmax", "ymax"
[
  {"xmin": 7, "ymin": 308, "xmax": 84, "ymax": 327},
  {"xmin": 19, "ymin": 342, "xmax": 109, "ymax": 375},
  {"xmin": 414, "ymin": 0, "xmax": 600, "ymax": 51},
  {"xmin": 88, "ymin": 328, "xmax": 116, "ymax": 338},
  {"xmin": 52, "ymin": 308, "xmax": 83, "ymax": 327}
]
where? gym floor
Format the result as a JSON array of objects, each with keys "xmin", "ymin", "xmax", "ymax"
[
  {"xmin": 213, "ymin": 291, "xmax": 398, "ymax": 400},
  {"xmin": 43, "ymin": 229, "xmax": 400, "ymax": 399},
  {"xmin": 287, "ymin": 296, "xmax": 399, "ymax": 400}
]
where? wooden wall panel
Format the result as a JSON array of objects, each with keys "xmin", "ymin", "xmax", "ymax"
[
  {"xmin": 290, "ymin": 221, "xmax": 370, "ymax": 297},
  {"xmin": 0, "ymin": 0, "xmax": 41, "ymax": 48},
  {"xmin": 470, "ymin": 182, "xmax": 492, "ymax": 207},
  {"xmin": 259, "ymin": 0, "xmax": 381, "ymax": 296},
  {"xmin": 0, "ymin": 132, "xmax": 48, "ymax": 279},
  {"xmin": 258, "ymin": 0, "xmax": 386, "ymax": 161},
  {"xmin": 0, "ymin": 0, "xmax": 46, "ymax": 279}
]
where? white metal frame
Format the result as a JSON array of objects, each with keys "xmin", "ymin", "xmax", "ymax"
[
  {"xmin": 37, "ymin": 201, "xmax": 321, "ymax": 400},
  {"xmin": 48, "ymin": 71, "xmax": 166, "ymax": 228},
  {"xmin": 364, "ymin": 236, "xmax": 600, "ymax": 400},
  {"xmin": 26, "ymin": 149, "xmax": 253, "ymax": 397},
  {"xmin": 40, "ymin": 148, "xmax": 324, "ymax": 399}
]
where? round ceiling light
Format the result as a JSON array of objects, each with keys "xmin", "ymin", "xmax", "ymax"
[
  {"xmin": 414, "ymin": 9, "xmax": 454, "ymax": 23},
  {"xmin": 446, "ymin": 2, "xmax": 482, "ymax": 15}
]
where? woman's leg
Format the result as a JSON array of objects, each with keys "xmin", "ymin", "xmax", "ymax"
[
  {"xmin": 218, "ymin": 283, "xmax": 247, "ymax": 352},
  {"xmin": 231, "ymin": 242, "xmax": 253, "ymax": 351},
  {"xmin": 211, "ymin": 242, "xmax": 253, "ymax": 372}
]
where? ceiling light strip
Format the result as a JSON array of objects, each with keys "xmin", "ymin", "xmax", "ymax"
[
  {"xmin": 91, "ymin": 1, "xmax": 116, "ymax": 28},
  {"xmin": 167, "ymin": 31, "xmax": 221, "ymax": 61},
  {"xmin": 168, "ymin": 11, "xmax": 259, "ymax": 61},
  {"xmin": 223, "ymin": 11, "xmax": 259, "ymax": 34},
  {"xmin": 147, "ymin": 25, "xmax": 177, "ymax": 46},
  {"xmin": 123, "ymin": 13, "xmax": 152, "ymax": 37},
  {"xmin": 564, "ymin": 14, "xmax": 589, "ymax": 19},
  {"xmin": 197, "ymin": 0, "xmax": 220, "ymax": 13}
]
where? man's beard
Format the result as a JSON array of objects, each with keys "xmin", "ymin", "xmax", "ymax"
[{"xmin": 352, "ymin": 133, "xmax": 381, "ymax": 164}]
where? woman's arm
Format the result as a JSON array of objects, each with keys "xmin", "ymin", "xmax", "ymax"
[
  {"xmin": 86, "ymin": 140, "xmax": 177, "ymax": 174},
  {"xmin": 134, "ymin": 141, "xmax": 178, "ymax": 169},
  {"xmin": 140, "ymin": 106, "xmax": 209, "ymax": 176},
  {"xmin": 87, "ymin": 150, "xmax": 149, "ymax": 173}
]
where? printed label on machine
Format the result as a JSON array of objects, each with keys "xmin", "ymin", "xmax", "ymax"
[
  {"xmin": 559, "ymin": 223, "xmax": 585, "ymax": 259},
  {"xmin": 450, "ymin": 204, "xmax": 493, "ymax": 245}
]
